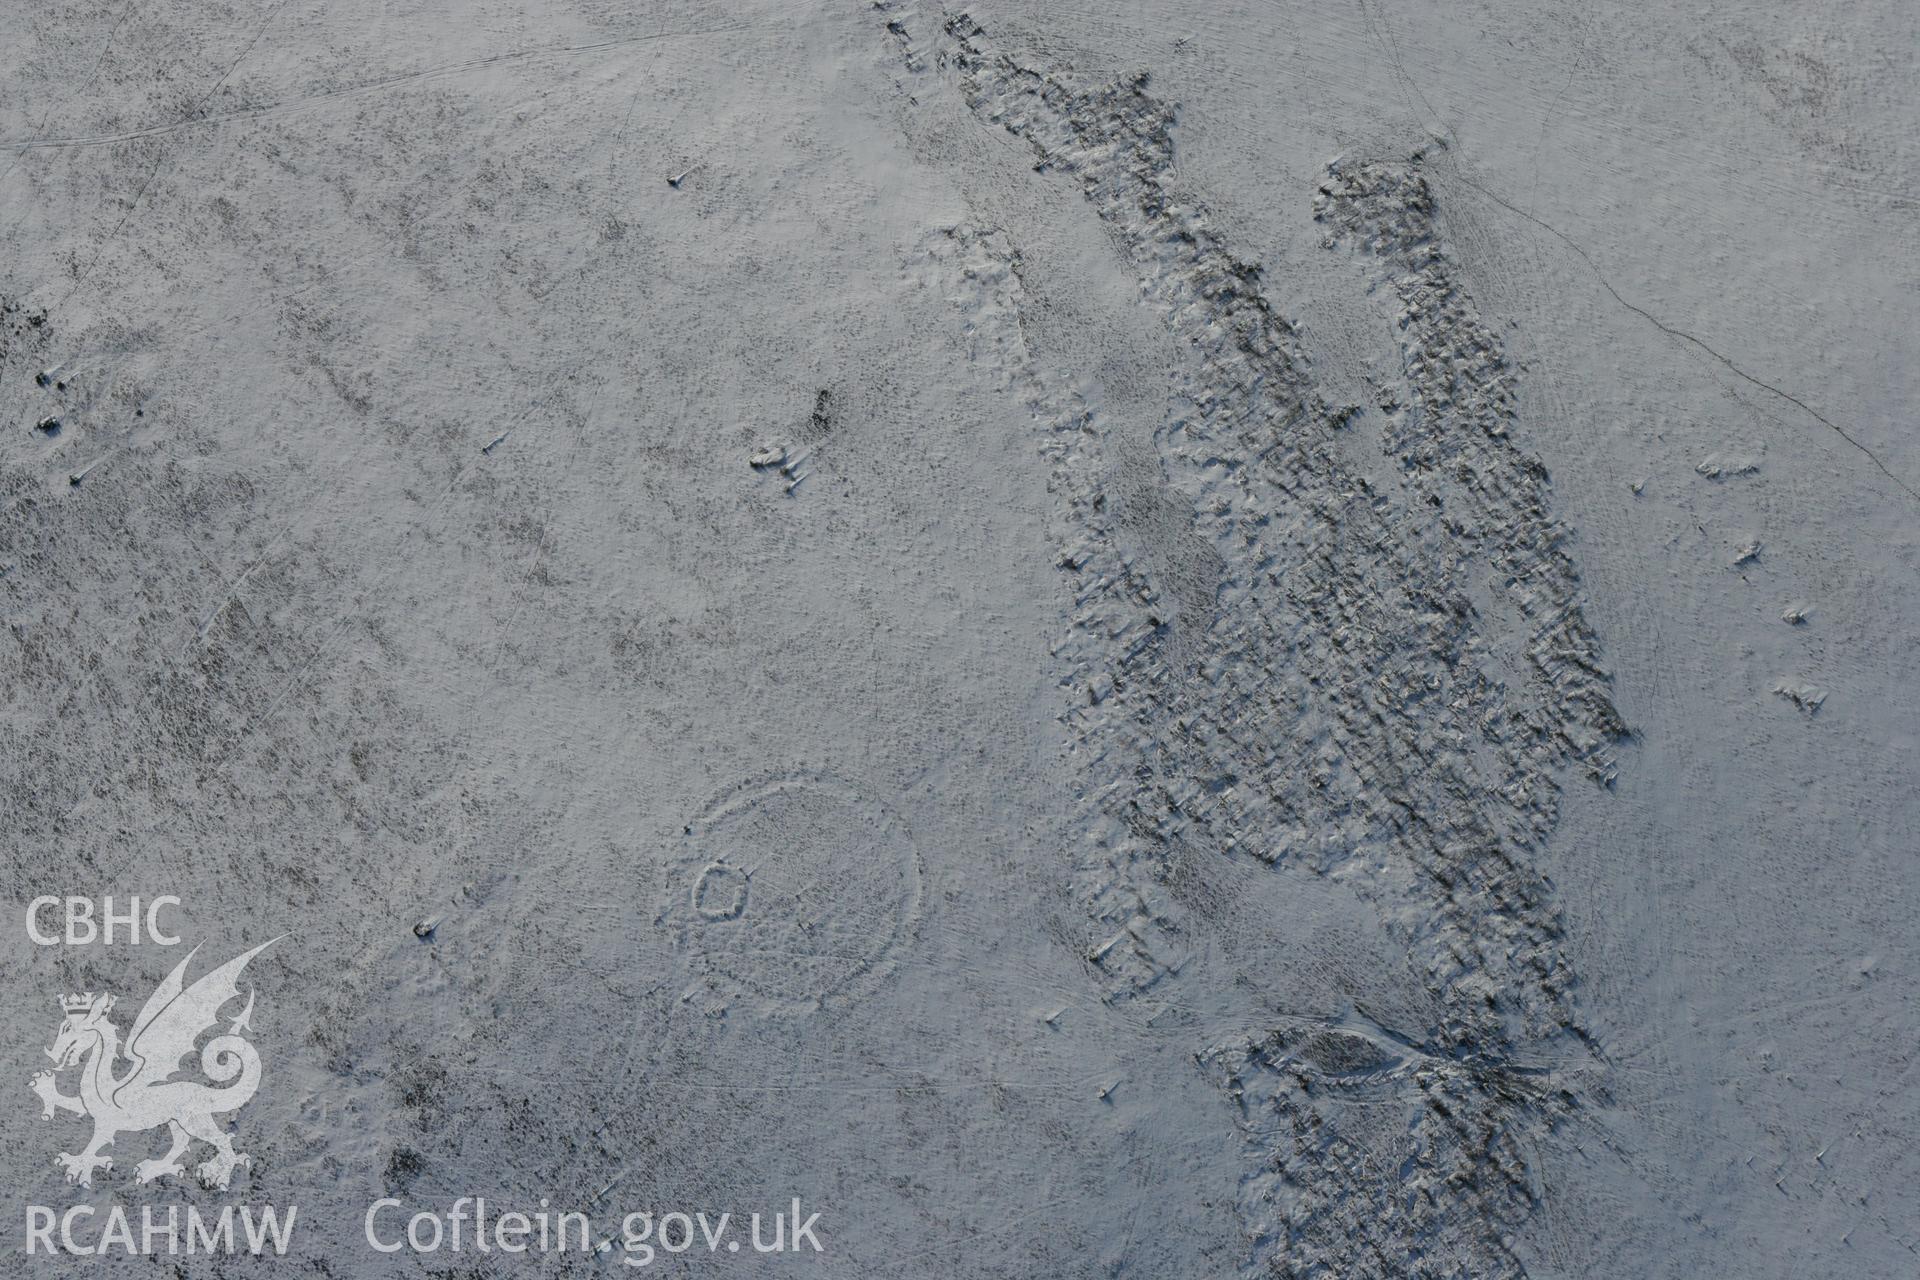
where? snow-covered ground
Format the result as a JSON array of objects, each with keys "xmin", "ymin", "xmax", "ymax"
[{"xmin": 2, "ymin": 2, "xmax": 1913, "ymax": 1275}]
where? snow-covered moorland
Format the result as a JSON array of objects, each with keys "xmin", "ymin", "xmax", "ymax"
[{"xmin": 2, "ymin": 2, "xmax": 1914, "ymax": 1275}]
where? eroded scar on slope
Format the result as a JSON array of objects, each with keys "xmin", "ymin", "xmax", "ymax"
[{"xmin": 895, "ymin": 8, "xmax": 1626, "ymax": 1276}]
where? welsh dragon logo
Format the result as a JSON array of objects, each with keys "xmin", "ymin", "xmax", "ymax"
[{"xmin": 29, "ymin": 939, "xmax": 281, "ymax": 1190}]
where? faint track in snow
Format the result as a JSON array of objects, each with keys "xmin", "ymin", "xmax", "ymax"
[{"xmin": 1440, "ymin": 166, "xmax": 1920, "ymax": 508}]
